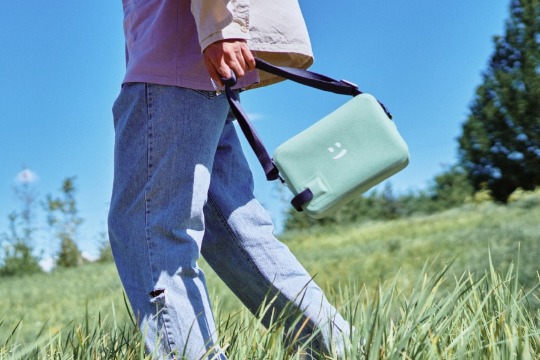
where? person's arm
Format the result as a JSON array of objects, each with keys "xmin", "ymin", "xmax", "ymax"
[{"xmin": 191, "ymin": 0, "xmax": 255, "ymax": 86}]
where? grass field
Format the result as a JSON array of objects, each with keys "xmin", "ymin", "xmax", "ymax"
[{"xmin": 1, "ymin": 191, "xmax": 539, "ymax": 358}]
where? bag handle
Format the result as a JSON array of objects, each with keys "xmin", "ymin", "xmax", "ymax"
[
  {"xmin": 255, "ymin": 58, "xmax": 362, "ymax": 96},
  {"xmin": 254, "ymin": 59, "xmax": 392, "ymax": 118}
]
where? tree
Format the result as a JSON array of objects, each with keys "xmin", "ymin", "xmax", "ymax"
[
  {"xmin": 0, "ymin": 179, "xmax": 42, "ymax": 276},
  {"xmin": 428, "ymin": 165, "xmax": 474, "ymax": 208},
  {"xmin": 45, "ymin": 177, "xmax": 83, "ymax": 268},
  {"xmin": 458, "ymin": 0, "xmax": 540, "ymax": 202}
]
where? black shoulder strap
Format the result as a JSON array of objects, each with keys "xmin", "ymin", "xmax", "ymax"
[
  {"xmin": 255, "ymin": 58, "xmax": 362, "ymax": 96},
  {"xmin": 221, "ymin": 58, "xmax": 390, "ymax": 210}
]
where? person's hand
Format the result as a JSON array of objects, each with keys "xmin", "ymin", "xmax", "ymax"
[{"xmin": 203, "ymin": 39, "xmax": 255, "ymax": 87}]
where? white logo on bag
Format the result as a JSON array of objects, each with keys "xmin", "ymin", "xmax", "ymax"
[{"xmin": 327, "ymin": 142, "xmax": 348, "ymax": 160}]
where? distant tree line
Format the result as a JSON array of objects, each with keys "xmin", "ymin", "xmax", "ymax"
[
  {"xmin": 284, "ymin": 166, "xmax": 475, "ymax": 231},
  {"xmin": 0, "ymin": 176, "xmax": 112, "ymax": 277},
  {"xmin": 285, "ymin": 0, "xmax": 539, "ymax": 231}
]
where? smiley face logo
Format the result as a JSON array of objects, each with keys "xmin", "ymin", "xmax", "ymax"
[{"xmin": 327, "ymin": 142, "xmax": 348, "ymax": 160}]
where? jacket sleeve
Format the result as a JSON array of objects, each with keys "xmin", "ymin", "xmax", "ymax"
[{"xmin": 191, "ymin": 0, "xmax": 250, "ymax": 52}]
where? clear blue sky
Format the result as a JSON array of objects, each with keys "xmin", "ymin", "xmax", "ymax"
[{"xmin": 0, "ymin": 1, "xmax": 508, "ymax": 261}]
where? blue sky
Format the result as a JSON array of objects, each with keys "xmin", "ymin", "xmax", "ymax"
[{"xmin": 0, "ymin": 1, "xmax": 508, "ymax": 260}]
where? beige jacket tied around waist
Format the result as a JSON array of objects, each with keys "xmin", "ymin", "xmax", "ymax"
[{"xmin": 122, "ymin": 0, "xmax": 314, "ymax": 90}]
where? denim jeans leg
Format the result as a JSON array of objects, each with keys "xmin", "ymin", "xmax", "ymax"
[
  {"xmin": 201, "ymin": 110, "xmax": 350, "ymax": 358},
  {"xmin": 108, "ymin": 83, "xmax": 231, "ymax": 359}
]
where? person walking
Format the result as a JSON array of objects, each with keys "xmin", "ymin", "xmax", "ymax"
[{"xmin": 108, "ymin": 1, "xmax": 350, "ymax": 358}]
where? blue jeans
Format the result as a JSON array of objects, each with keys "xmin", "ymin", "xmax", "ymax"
[{"xmin": 108, "ymin": 83, "xmax": 349, "ymax": 359}]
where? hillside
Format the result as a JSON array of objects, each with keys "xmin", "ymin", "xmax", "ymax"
[{"xmin": 1, "ymin": 192, "xmax": 539, "ymax": 345}]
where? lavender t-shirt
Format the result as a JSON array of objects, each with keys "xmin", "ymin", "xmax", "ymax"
[{"xmin": 121, "ymin": 0, "xmax": 313, "ymax": 91}]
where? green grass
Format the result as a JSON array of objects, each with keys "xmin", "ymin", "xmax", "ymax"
[
  {"xmin": 1, "ymin": 191, "xmax": 539, "ymax": 359},
  {"xmin": 0, "ymin": 261, "xmax": 128, "ymax": 341}
]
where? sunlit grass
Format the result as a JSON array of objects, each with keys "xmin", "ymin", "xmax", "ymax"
[
  {"xmin": 1, "ymin": 192, "xmax": 539, "ymax": 358},
  {"xmin": 1, "ymin": 260, "xmax": 539, "ymax": 359}
]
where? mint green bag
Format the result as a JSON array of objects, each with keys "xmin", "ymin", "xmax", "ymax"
[
  {"xmin": 273, "ymin": 93, "xmax": 409, "ymax": 218},
  {"xmin": 223, "ymin": 59, "xmax": 409, "ymax": 218}
]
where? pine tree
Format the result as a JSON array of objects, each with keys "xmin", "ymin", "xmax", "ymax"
[{"xmin": 458, "ymin": 0, "xmax": 539, "ymax": 202}]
